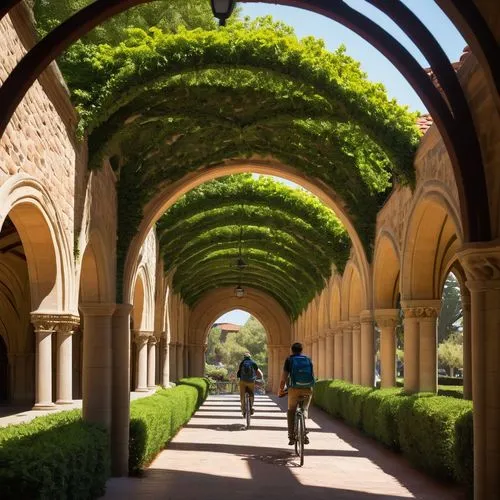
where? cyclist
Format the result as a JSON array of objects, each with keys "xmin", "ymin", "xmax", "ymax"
[
  {"xmin": 278, "ymin": 342, "xmax": 315, "ymax": 445},
  {"xmin": 237, "ymin": 352, "xmax": 263, "ymax": 416}
]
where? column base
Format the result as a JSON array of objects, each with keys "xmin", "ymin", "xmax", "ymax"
[
  {"xmin": 32, "ymin": 402, "xmax": 56, "ymax": 410},
  {"xmin": 56, "ymin": 399, "xmax": 74, "ymax": 405},
  {"xmin": 147, "ymin": 385, "xmax": 156, "ymax": 390},
  {"xmin": 135, "ymin": 387, "xmax": 149, "ymax": 392}
]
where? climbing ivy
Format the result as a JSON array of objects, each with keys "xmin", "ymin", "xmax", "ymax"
[
  {"xmin": 40, "ymin": 16, "xmax": 420, "ymax": 301},
  {"xmin": 157, "ymin": 175, "xmax": 349, "ymax": 317}
]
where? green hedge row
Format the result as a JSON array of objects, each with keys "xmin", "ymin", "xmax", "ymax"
[
  {"xmin": 314, "ymin": 380, "xmax": 473, "ymax": 492},
  {"xmin": 129, "ymin": 377, "xmax": 209, "ymax": 474},
  {"xmin": 439, "ymin": 376, "xmax": 464, "ymax": 386},
  {"xmin": 0, "ymin": 410, "xmax": 109, "ymax": 499}
]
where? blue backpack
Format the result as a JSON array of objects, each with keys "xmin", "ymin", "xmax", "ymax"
[
  {"xmin": 240, "ymin": 358, "xmax": 256, "ymax": 381},
  {"xmin": 288, "ymin": 355, "xmax": 314, "ymax": 388}
]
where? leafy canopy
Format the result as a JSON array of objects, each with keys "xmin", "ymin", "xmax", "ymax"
[{"xmin": 159, "ymin": 174, "xmax": 350, "ymax": 318}]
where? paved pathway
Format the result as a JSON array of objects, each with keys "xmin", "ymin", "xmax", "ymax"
[
  {"xmin": 0, "ymin": 390, "xmax": 156, "ymax": 428},
  {"xmin": 102, "ymin": 394, "xmax": 464, "ymax": 500}
]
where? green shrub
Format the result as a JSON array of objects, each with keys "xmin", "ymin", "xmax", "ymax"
[
  {"xmin": 314, "ymin": 379, "xmax": 473, "ymax": 490},
  {"xmin": 0, "ymin": 410, "xmax": 109, "ymax": 499},
  {"xmin": 455, "ymin": 409, "xmax": 473, "ymax": 497},
  {"xmin": 438, "ymin": 386, "xmax": 464, "ymax": 399},
  {"xmin": 129, "ymin": 377, "xmax": 208, "ymax": 474},
  {"xmin": 439, "ymin": 376, "xmax": 464, "ymax": 386},
  {"xmin": 398, "ymin": 395, "xmax": 472, "ymax": 481}
]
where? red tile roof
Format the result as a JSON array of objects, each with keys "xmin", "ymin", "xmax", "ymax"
[
  {"xmin": 213, "ymin": 322, "xmax": 241, "ymax": 332},
  {"xmin": 417, "ymin": 46, "xmax": 471, "ymax": 135}
]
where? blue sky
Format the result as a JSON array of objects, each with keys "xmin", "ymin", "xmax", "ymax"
[
  {"xmin": 215, "ymin": 2, "xmax": 465, "ymax": 326},
  {"xmin": 240, "ymin": 1, "xmax": 466, "ymax": 113}
]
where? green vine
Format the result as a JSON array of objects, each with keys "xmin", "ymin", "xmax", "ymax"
[
  {"xmin": 157, "ymin": 175, "xmax": 349, "ymax": 318},
  {"xmin": 62, "ymin": 19, "xmax": 420, "ymax": 302}
]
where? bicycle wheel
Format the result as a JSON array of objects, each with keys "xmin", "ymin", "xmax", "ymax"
[
  {"xmin": 245, "ymin": 391, "xmax": 251, "ymax": 428},
  {"xmin": 296, "ymin": 411, "xmax": 305, "ymax": 466}
]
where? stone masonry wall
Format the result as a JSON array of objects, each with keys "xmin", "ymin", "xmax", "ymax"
[{"xmin": 0, "ymin": 9, "xmax": 79, "ymax": 243}]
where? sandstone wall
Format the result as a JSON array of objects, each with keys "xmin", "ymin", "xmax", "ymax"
[{"xmin": 0, "ymin": 8, "xmax": 79, "ymax": 242}]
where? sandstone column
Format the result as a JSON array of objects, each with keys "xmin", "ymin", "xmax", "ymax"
[
  {"xmin": 169, "ymin": 342, "xmax": 176, "ymax": 382},
  {"xmin": 80, "ymin": 303, "xmax": 115, "ymax": 429},
  {"xmin": 360, "ymin": 310, "xmax": 375, "ymax": 387},
  {"xmin": 134, "ymin": 332, "xmax": 149, "ymax": 392},
  {"xmin": 31, "ymin": 314, "xmax": 56, "ymax": 410},
  {"xmin": 55, "ymin": 316, "xmax": 80, "ymax": 404},
  {"xmin": 418, "ymin": 301, "xmax": 440, "ymax": 393},
  {"xmin": 273, "ymin": 346, "xmax": 281, "ymax": 393},
  {"xmin": 334, "ymin": 326, "xmax": 343, "ymax": 379},
  {"xmin": 462, "ymin": 293, "xmax": 472, "ymax": 400},
  {"xmin": 312, "ymin": 338, "xmax": 319, "ymax": 373},
  {"xmin": 147, "ymin": 336, "xmax": 157, "ymax": 389},
  {"xmin": 161, "ymin": 333, "xmax": 170, "ymax": 387},
  {"xmin": 351, "ymin": 320, "xmax": 361, "ymax": 384},
  {"xmin": 267, "ymin": 346, "xmax": 274, "ymax": 393},
  {"xmin": 375, "ymin": 309, "xmax": 398, "ymax": 388},
  {"xmin": 459, "ymin": 244, "xmax": 500, "ymax": 499},
  {"xmin": 325, "ymin": 330, "xmax": 334, "ymax": 379},
  {"xmin": 176, "ymin": 342, "xmax": 184, "ymax": 380},
  {"xmin": 111, "ymin": 304, "xmax": 132, "ymax": 477},
  {"xmin": 402, "ymin": 304, "xmax": 419, "ymax": 393},
  {"xmin": 319, "ymin": 335, "xmax": 327, "ymax": 378},
  {"xmin": 342, "ymin": 323, "xmax": 353, "ymax": 382}
]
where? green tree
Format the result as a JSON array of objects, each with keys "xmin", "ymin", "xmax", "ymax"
[
  {"xmin": 32, "ymin": 0, "xmax": 221, "ymax": 92},
  {"xmin": 438, "ymin": 332, "xmax": 463, "ymax": 376},
  {"xmin": 204, "ymin": 315, "xmax": 268, "ymax": 379},
  {"xmin": 438, "ymin": 273, "xmax": 463, "ymax": 343}
]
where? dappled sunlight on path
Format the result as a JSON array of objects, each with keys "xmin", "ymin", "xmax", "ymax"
[{"xmin": 102, "ymin": 395, "xmax": 463, "ymax": 500}]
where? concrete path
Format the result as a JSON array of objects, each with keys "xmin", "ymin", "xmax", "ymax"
[{"xmin": 102, "ymin": 394, "xmax": 464, "ymax": 500}]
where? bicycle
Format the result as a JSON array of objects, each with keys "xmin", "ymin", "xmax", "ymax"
[
  {"xmin": 244, "ymin": 388, "xmax": 251, "ymax": 428},
  {"xmin": 279, "ymin": 390, "xmax": 308, "ymax": 466}
]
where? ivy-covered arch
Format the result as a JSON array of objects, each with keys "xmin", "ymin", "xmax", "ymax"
[
  {"xmin": 158, "ymin": 175, "xmax": 349, "ymax": 318},
  {"xmin": 68, "ymin": 22, "xmax": 420, "ymax": 289}
]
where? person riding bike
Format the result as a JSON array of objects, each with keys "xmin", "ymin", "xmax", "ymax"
[
  {"xmin": 278, "ymin": 342, "xmax": 315, "ymax": 445},
  {"xmin": 237, "ymin": 352, "xmax": 263, "ymax": 416}
]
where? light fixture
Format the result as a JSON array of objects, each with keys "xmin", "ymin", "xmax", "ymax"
[
  {"xmin": 235, "ymin": 285, "xmax": 245, "ymax": 298},
  {"xmin": 210, "ymin": 0, "xmax": 236, "ymax": 27}
]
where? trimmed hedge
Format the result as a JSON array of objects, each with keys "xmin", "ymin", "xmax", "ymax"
[
  {"xmin": 314, "ymin": 380, "xmax": 473, "ymax": 491},
  {"xmin": 129, "ymin": 377, "xmax": 209, "ymax": 474},
  {"xmin": 439, "ymin": 376, "xmax": 464, "ymax": 386},
  {"xmin": 0, "ymin": 410, "xmax": 109, "ymax": 499}
]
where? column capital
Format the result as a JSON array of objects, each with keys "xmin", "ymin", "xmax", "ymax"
[
  {"xmin": 134, "ymin": 331, "xmax": 152, "ymax": 345},
  {"xmin": 374, "ymin": 308, "xmax": 399, "ymax": 328},
  {"xmin": 148, "ymin": 336, "xmax": 158, "ymax": 345},
  {"xmin": 359, "ymin": 310, "xmax": 373, "ymax": 323},
  {"xmin": 401, "ymin": 299, "xmax": 441, "ymax": 318},
  {"xmin": 458, "ymin": 241, "xmax": 500, "ymax": 286},
  {"xmin": 113, "ymin": 303, "xmax": 133, "ymax": 316},
  {"xmin": 351, "ymin": 321, "xmax": 361, "ymax": 332},
  {"xmin": 31, "ymin": 312, "xmax": 79, "ymax": 333},
  {"xmin": 79, "ymin": 303, "xmax": 116, "ymax": 316}
]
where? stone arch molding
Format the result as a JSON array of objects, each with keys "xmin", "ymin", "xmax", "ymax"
[
  {"xmin": 401, "ymin": 181, "xmax": 463, "ymax": 300},
  {"xmin": 0, "ymin": 174, "xmax": 74, "ymax": 313},
  {"xmin": 188, "ymin": 286, "xmax": 291, "ymax": 348},
  {"xmin": 78, "ymin": 228, "xmax": 113, "ymax": 304},
  {"xmin": 123, "ymin": 160, "xmax": 371, "ymax": 314},
  {"xmin": 131, "ymin": 264, "xmax": 154, "ymax": 332}
]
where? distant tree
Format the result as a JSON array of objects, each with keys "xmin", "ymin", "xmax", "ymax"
[
  {"xmin": 438, "ymin": 273, "xmax": 463, "ymax": 343},
  {"xmin": 204, "ymin": 315, "xmax": 268, "ymax": 379},
  {"xmin": 438, "ymin": 332, "xmax": 463, "ymax": 376}
]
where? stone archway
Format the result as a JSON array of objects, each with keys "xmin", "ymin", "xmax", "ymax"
[
  {"xmin": 373, "ymin": 231, "xmax": 401, "ymax": 388},
  {"xmin": 189, "ymin": 286, "xmax": 291, "ymax": 393},
  {"xmin": 122, "ymin": 160, "xmax": 371, "ymax": 312},
  {"xmin": 400, "ymin": 186, "xmax": 462, "ymax": 393}
]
